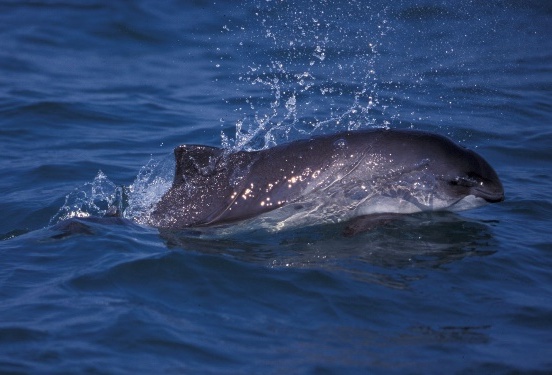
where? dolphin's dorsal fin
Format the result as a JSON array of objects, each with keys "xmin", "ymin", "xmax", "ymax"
[{"xmin": 173, "ymin": 145, "xmax": 224, "ymax": 185}]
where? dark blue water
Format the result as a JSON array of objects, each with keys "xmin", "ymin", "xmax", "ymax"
[{"xmin": 1, "ymin": 0, "xmax": 551, "ymax": 373}]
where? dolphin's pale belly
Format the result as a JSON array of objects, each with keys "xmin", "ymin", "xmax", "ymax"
[{"xmin": 226, "ymin": 176, "xmax": 488, "ymax": 232}]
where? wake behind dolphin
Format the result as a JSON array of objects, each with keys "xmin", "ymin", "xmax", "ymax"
[{"xmin": 149, "ymin": 129, "xmax": 504, "ymax": 231}]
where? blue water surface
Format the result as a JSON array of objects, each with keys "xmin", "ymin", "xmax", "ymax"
[{"xmin": 1, "ymin": 0, "xmax": 551, "ymax": 373}]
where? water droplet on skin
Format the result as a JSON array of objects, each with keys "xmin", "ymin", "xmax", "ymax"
[{"xmin": 333, "ymin": 138, "xmax": 347, "ymax": 149}]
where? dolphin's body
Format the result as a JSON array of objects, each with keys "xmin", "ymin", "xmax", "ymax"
[{"xmin": 149, "ymin": 129, "xmax": 504, "ymax": 230}]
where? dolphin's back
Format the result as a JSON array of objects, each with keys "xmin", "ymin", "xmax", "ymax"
[
  {"xmin": 150, "ymin": 133, "xmax": 360, "ymax": 228},
  {"xmin": 149, "ymin": 145, "xmax": 248, "ymax": 228}
]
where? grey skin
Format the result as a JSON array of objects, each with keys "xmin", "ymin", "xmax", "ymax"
[{"xmin": 149, "ymin": 129, "xmax": 504, "ymax": 230}]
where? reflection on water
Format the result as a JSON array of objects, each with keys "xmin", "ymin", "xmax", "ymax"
[
  {"xmin": 14, "ymin": 206, "xmax": 498, "ymax": 291},
  {"xmin": 158, "ymin": 211, "xmax": 497, "ymax": 288}
]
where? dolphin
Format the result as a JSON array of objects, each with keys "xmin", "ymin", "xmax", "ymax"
[{"xmin": 149, "ymin": 129, "xmax": 504, "ymax": 231}]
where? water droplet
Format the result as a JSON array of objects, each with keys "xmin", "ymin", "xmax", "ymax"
[{"xmin": 333, "ymin": 138, "xmax": 347, "ymax": 149}]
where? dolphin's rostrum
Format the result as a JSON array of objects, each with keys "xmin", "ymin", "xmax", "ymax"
[{"xmin": 149, "ymin": 129, "xmax": 504, "ymax": 230}]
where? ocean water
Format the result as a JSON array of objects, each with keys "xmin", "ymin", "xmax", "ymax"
[{"xmin": 1, "ymin": 0, "xmax": 551, "ymax": 373}]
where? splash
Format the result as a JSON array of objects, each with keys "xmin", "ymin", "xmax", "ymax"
[
  {"xmin": 50, "ymin": 155, "xmax": 174, "ymax": 226},
  {"xmin": 221, "ymin": 0, "xmax": 393, "ymax": 151},
  {"xmin": 50, "ymin": 170, "xmax": 122, "ymax": 224},
  {"xmin": 123, "ymin": 155, "xmax": 174, "ymax": 225}
]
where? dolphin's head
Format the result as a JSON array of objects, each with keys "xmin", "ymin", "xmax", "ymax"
[
  {"xmin": 444, "ymin": 148, "xmax": 504, "ymax": 204},
  {"xmin": 424, "ymin": 135, "xmax": 504, "ymax": 208},
  {"xmin": 381, "ymin": 130, "xmax": 504, "ymax": 211}
]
